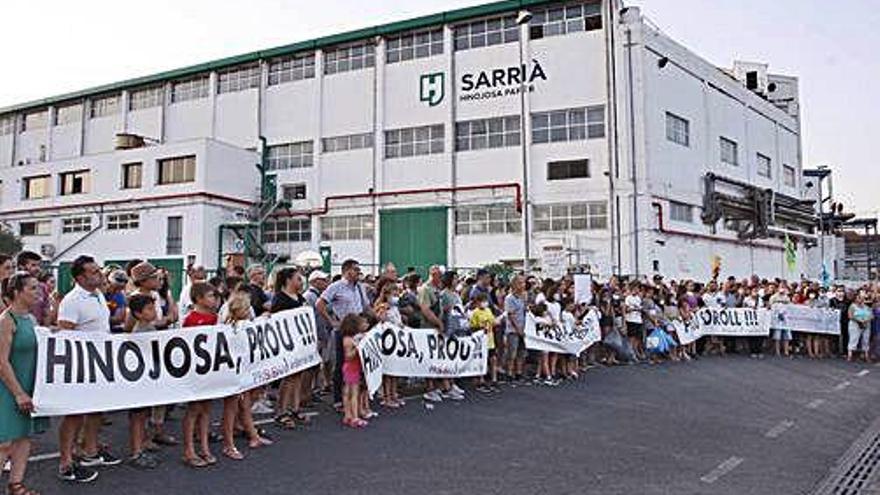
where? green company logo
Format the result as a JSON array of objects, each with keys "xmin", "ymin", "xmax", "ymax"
[{"xmin": 419, "ymin": 72, "xmax": 445, "ymax": 107}]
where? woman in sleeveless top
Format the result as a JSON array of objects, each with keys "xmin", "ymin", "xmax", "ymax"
[{"xmin": 0, "ymin": 272, "xmax": 50, "ymax": 495}]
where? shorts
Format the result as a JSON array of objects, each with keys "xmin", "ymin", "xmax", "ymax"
[
  {"xmin": 625, "ymin": 322, "xmax": 642, "ymax": 338},
  {"xmin": 772, "ymin": 329, "xmax": 792, "ymax": 341},
  {"xmin": 342, "ymin": 361, "xmax": 361, "ymax": 386},
  {"xmin": 505, "ymin": 333, "xmax": 527, "ymax": 360}
]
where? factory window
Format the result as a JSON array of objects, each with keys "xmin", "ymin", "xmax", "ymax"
[
  {"xmin": 756, "ymin": 153, "xmax": 772, "ymax": 178},
  {"xmin": 266, "ymin": 141, "xmax": 313, "ymax": 170},
  {"xmin": 720, "ymin": 136, "xmax": 738, "ymax": 166},
  {"xmin": 171, "ymin": 76, "xmax": 210, "ymax": 103},
  {"xmin": 783, "ymin": 164, "xmax": 796, "ymax": 187},
  {"xmin": 54, "ymin": 104, "xmax": 82, "ymax": 126},
  {"xmin": 529, "ymin": 2, "xmax": 602, "ymax": 39},
  {"xmin": 217, "ymin": 65, "xmax": 261, "ymax": 94},
  {"xmin": 23, "ymin": 175, "xmax": 51, "ymax": 199},
  {"xmin": 282, "ymin": 183, "xmax": 307, "ymax": 201},
  {"xmin": 322, "ymin": 132, "xmax": 373, "ymax": 153},
  {"xmin": 386, "ymin": 28, "xmax": 443, "ymax": 63},
  {"xmin": 19, "ymin": 221, "xmax": 51, "ymax": 237},
  {"xmin": 262, "ymin": 217, "xmax": 311, "ymax": 243},
  {"xmin": 166, "ymin": 216, "xmax": 183, "ymax": 255},
  {"xmin": 669, "ymin": 201, "xmax": 693, "ymax": 223},
  {"xmin": 532, "ymin": 106, "xmax": 604, "ymax": 144},
  {"xmin": 106, "ymin": 213, "xmax": 140, "ymax": 231},
  {"xmin": 533, "ymin": 202, "xmax": 607, "ymax": 231},
  {"xmin": 453, "ymin": 14, "xmax": 519, "ymax": 51},
  {"xmin": 268, "ymin": 53, "xmax": 316, "ymax": 85},
  {"xmin": 59, "ymin": 170, "xmax": 90, "ymax": 196},
  {"xmin": 547, "ymin": 159, "xmax": 589, "ymax": 180},
  {"xmin": 21, "ymin": 110, "xmax": 47, "ymax": 132},
  {"xmin": 62, "ymin": 216, "xmax": 92, "ymax": 234},
  {"xmin": 455, "ymin": 116, "xmax": 520, "ymax": 151},
  {"xmin": 321, "ymin": 215, "xmax": 374, "ymax": 241},
  {"xmin": 157, "ymin": 155, "xmax": 196, "ymax": 185},
  {"xmin": 0, "ymin": 115, "xmax": 14, "ymax": 135},
  {"xmin": 90, "ymin": 94, "xmax": 120, "ymax": 118},
  {"xmin": 129, "ymin": 86, "xmax": 164, "ymax": 111},
  {"xmin": 665, "ymin": 112, "xmax": 689, "ymax": 147},
  {"xmin": 384, "ymin": 124, "xmax": 444, "ymax": 159},
  {"xmin": 121, "ymin": 162, "xmax": 143, "ymax": 189},
  {"xmin": 455, "ymin": 205, "xmax": 521, "ymax": 235},
  {"xmin": 324, "ymin": 42, "xmax": 375, "ymax": 75}
]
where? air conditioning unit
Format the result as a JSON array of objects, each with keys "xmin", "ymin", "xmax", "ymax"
[{"xmin": 40, "ymin": 244, "xmax": 56, "ymax": 258}]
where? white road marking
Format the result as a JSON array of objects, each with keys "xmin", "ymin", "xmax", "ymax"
[
  {"xmin": 764, "ymin": 420, "xmax": 795, "ymax": 439},
  {"xmin": 856, "ymin": 369, "xmax": 870, "ymax": 377},
  {"xmin": 806, "ymin": 399, "xmax": 826, "ymax": 409},
  {"xmin": 833, "ymin": 381, "xmax": 851, "ymax": 391},
  {"xmin": 700, "ymin": 456, "xmax": 744, "ymax": 483},
  {"xmin": 27, "ymin": 452, "xmax": 60, "ymax": 463}
]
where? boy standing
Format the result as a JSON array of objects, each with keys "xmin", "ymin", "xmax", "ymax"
[
  {"xmin": 181, "ymin": 282, "xmax": 219, "ymax": 468},
  {"xmin": 126, "ymin": 294, "xmax": 161, "ymax": 469}
]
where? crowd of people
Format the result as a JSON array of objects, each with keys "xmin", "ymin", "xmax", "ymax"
[{"xmin": 1, "ymin": 250, "xmax": 880, "ymax": 494}]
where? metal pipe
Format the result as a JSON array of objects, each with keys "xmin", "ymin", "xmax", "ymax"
[
  {"xmin": 604, "ymin": 0, "xmax": 622, "ymax": 277},
  {"xmin": 517, "ymin": 16, "xmax": 531, "ymax": 272},
  {"xmin": 625, "ymin": 27, "xmax": 639, "ymax": 276},
  {"xmin": 270, "ymin": 182, "xmax": 522, "ymax": 219}
]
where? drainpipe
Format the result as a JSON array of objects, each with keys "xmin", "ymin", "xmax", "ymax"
[
  {"xmin": 605, "ymin": 0, "xmax": 622, "ymax": 277},
  {"xmin": 625, "ymin": 26, "xmax": 640, "ymax": 277}
]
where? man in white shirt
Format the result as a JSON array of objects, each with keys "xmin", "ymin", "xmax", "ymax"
[
  {"xmin": 624, "ymin": 282, "xmax": 644, "ymax": 360},
  {"xmin": 56, "ymin": 255, "xmax": 118, "ymax": 483},
  {"xmin": 178, "ymin": 264, "xmax": 207, "ymax": 318}
]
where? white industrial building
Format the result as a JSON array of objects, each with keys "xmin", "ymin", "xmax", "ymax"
[{"xmin": 0, "ymin": 0, "xmax": 819, "ymax": 289}]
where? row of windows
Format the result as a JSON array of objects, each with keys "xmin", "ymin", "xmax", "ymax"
[
  {"xmin": 384, "ymin": 125, "xmax": 445, "ymax": 159},
  {"xmin": 0, "ymin": 4, "xmax": 606, "ymax": 126},
  {"xmin": 260, "ymin": 201, "xmax": 607, "ymax": 244},
  {"xmin": 532, "ymin": 106, "xmax": 605, "ymax": 143},
  {"xmin": 22, "ymin": 215, "xmax": 183, "ymax": 254},
  {"xmin": 20, "ymin": 156, "xmax": 194, "ymax": 200},
  {"xmin": 322, "ymin": 133, "xmax": 373, "ymax": 154},
  {"xmin": 665, "ymin": 113, "xmax": 797, "ymax": 185},
  {"xmin": 455, "ymin": 116, "xmax": 521, "ymax": 151}
]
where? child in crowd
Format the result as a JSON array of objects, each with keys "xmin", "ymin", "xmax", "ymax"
[
  {"xmin": 222, "ymin": 292, "xmax": 273, "ymax": 460},
  {"xmin": 341, "ymin": 313, "xmax": 368, "ymax": 428},
  {"xmin": 469, "ymin": 292, "xmax": 497, "ymax": 392},
  {"xmin": 181, "ymin": 282, "xmax": 219, "ymax": 468},
  {"xmin": 374, "ymin": 281, "xmax": 404, "ymax": 408},
  {"xmin": 126, "ymin": 294, "xmax": 161, "ymax": 469}
]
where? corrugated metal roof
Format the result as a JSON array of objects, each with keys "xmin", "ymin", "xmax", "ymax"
[{"xmin": 0, "ymin": 0, "xmax": 560, "ymax": 115}]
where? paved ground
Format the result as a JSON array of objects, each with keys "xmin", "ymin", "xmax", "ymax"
[{"xmin": 17, "ymin": 356, "xmax": 880, "ymax": 495}]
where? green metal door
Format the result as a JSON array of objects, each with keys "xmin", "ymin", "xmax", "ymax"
[{"xmin": 380, "ymin": 207, "xmax": 447, "ymax": 278}]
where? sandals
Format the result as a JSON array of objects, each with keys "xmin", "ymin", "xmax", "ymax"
[
  {"xmin": 199, "ymin": 452, "xmax": 218, "ymax": 465},
  {"xmin": 290, "ymin": 410, "xmax": 311, "ymax": 424},
  {"xmin": 181, "ymin": 456, "xmax": 208, "ymax": 469},
  {"xmin": 274, "ymin": 412, "xmax": 296, "ymax": 430},
  {"xmin": 222, "ymin": 446, "xmax": 245, "ymax": 461},
  {"xmin": 342, "ymin": 418, "xmax": 368, "ymax": 429},
  {"xmin": 152, "ymin": 432, "xmax": 179, "ymax": 446},
  {"xmin": 248, "ymin": 436, "xmax": 274, "ymax": 449},
  {"xmin": 7, "ymin": 483, "xmax": 40, "ymax": 495}
]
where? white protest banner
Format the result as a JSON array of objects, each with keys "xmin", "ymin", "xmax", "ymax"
[
  {"xmin": 671, "ymin": 320, "xmax": 700, "ymax": 346},
  {"xmin": 574, "ymin": 274, "xmax": 593, "ymax": 305},
  {"xmin": 358, "ymin": 323, "xmax": 488, "ymax": 397},
  {"xmin": 692, "ymin": 307, "xmax": 771, "ymax": 337},
  {"xmin": 771, "ymin": 304, "xmax": 840, "ymax": 335},
  {"xmin": 33, "ymin": 307, "xmax": 320, "ymax": 416},
  {"xmin": 524, "ymin": 310, "xmax": 601, "ymax": 356}
]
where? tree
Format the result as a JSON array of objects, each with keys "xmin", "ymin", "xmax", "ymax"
[{"xmin": 0, "ymin": 229, "xmax": 23, "ymax": 255}]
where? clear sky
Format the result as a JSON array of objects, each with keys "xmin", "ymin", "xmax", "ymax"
[{"xmin": 1, "ymin": 0, "xmax": 876, "ymax": 216}]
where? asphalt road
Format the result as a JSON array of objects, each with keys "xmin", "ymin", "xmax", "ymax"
[{"xmin": 18, "ymin": 356, "xmax": 880, "ymax": 495}]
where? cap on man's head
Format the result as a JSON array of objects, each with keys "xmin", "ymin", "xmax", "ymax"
[
  {"xmin": 108, "ymin": 270, "xmax": 129, "ymax": 286},
  {"xmin": 308, "ymin": 270, "xmax": 329, "ymax": 283}
]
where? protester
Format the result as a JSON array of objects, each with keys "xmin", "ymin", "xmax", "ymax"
[
  {"xmin": 104, "ymin": 270, "xmax": 129, "ymax": 334},
  {"xmin": 244, "ymin": 265, "xmax": 270, "ymax": 317},
  {"xmin": 847, "ymin": 292, "xmax": 873, "ymax": 362},
  {"xmin": 179, "ymin": 265, "xmax": 207, "ymax": 317},
  {"xmin": 56, "ymin": 255, "xmax": 114, "ymax": 483},
  {"xmin": 126, "ymin": 294, "xmax": 162, "ymax": 469},
  {"xmin": 304, "ymin": 271, "xmax": 331, "ymax": 395},
  {"xmin": 270, "ymin": 267, "xmax": 309, "ymax": 429},
  {"xmin": 181, "ymin": 282, "xmax": 219, "ymax": 468},
  {"xmin": 340, "ymin": 313, "xmax": 368, "ymax": 428},
  {"xmin": 15, "ymin": 252, "xmax": 53, "ymax": 327},
  {"xmin": 0, "ymin": 254, "xmax": 13, "ymax": 313},
  {"xmin": 0, "ymin": 272, "xmax": 49, "ymax": 495}
]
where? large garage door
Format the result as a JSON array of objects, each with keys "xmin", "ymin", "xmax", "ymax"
[{"xmin": 380, "ymin": 207, "xmax": 447, "ymax": 277}]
